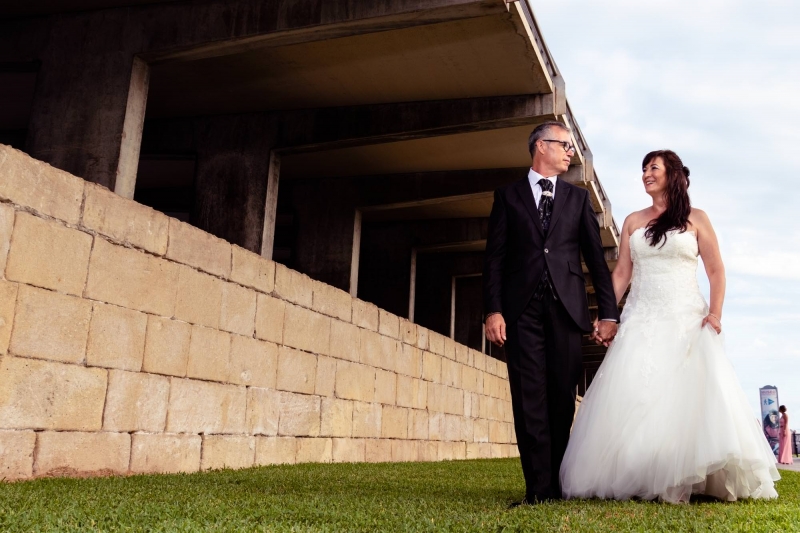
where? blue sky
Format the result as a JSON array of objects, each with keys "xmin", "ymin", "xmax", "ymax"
[{"xmin": 532, "ymin": 0, "xmax": 800, "ymax": 422}]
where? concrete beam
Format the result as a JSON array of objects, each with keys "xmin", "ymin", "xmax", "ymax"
[
  {"xmin": 142, "ymin": 0, "xmax": 508, "ymax": 64},
  {"xmin": 277, "ymin": 93, "xmax": 556, "ymax": 152}
]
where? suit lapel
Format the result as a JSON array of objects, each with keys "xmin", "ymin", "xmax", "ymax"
[
  {"xmin": 547, "ymin": 178, "xmax": 571, "ymax": 235},
  {"xmin": 514, "ymin": 177, "xmax": 544, "ymax": 237}
]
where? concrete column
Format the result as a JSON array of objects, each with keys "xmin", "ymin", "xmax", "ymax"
[
  {"xmin": 260, "ymin": 151, "xmax": 281, "ymax": 259},
  {"xmin": 25, "ymin": 13, "xmax": 138, "ymax": 188},
  {"xmin": 114, "ymin": 57, "xmax": 149, "ymax": 199},
  {"xmin": 193, "ymin": 114, "xmax": 278, "ymax": 252}
]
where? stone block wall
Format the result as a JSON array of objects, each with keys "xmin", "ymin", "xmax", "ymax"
[{"xmin": 0, "ymin": 145, "xmax": 517, "ymax": 481}]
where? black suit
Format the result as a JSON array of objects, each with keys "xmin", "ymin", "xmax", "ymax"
[{"xmin": 483, "ymin": 175, "xmax": 618, "ymax": 500}]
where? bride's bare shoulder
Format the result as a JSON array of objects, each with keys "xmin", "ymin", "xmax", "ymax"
[
  {"xmin": 622, "ymin": 209, "xmax": 652, "ymax": 235},
  {"xmin": 688, "ymin": 208, "xmax": 712, "ymax": 231}
]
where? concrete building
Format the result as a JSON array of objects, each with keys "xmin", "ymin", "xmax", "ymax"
[{"xmin": 0, "ymin": 0, "xmax": 620, "ymax": 478}]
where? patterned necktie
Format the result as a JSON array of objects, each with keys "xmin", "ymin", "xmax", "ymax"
[
  {"xmin": 533, "ymin": 178, "xmax": 556, "ymax": 300},
  {"xmin": 537, "ymin": 178, "xmax": 554, "ymax": 231}
]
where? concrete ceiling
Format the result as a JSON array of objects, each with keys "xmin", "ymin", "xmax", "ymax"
[
  {"xmin": 282, "ymin": 123, "xmax": 580, "ymax": 179},
  {"xmin": 0, "ymin": 0, "xmax": 174, "ymax": 18},
  {"xmin": 362, "ymin": 193, "xmax": 495, "ymax": 222},
  {"xmin": 147, "ymin": 12, "xmax": 552, "ymax": 117}
]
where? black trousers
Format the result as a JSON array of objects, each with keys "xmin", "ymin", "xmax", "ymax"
[{"xmin": 505, "ymin": 291, "xmax": 583, "ymax": 500}]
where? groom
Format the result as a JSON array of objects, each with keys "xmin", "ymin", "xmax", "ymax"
[{"xmin": 483, "ymin": 121, "xmax": 619, "ymax": 503}]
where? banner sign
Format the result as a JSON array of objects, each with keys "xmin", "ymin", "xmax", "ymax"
[{"xmin": 760, "ymin": 385, "xmax": 780, "ymax": 455}]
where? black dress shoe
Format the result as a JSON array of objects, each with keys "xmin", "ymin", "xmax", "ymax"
[
  {"xmin": 508, "ymin": 495, "xmax": 555, "ymax": 508},
  {"xmin": 508, "ymin": 497, "xmax": 533, "ymax": 509}
]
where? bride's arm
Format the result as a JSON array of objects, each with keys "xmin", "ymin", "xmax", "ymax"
[
  {"xmin": 611, "ymin": 216, "xmax": 634, "ymax": 305},
  {"xmin": 692, "ymin": 209, "xmax": 726, "ymax": 325}
]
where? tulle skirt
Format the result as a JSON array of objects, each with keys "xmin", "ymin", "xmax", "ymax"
[{"xmin": 560, "ymin": 314, "xmax": 780, "ymax": 503}]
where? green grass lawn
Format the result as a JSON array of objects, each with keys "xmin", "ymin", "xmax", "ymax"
[{"xmin": 1, "ymin": 459, "xmax": 797, "ymax": 532}]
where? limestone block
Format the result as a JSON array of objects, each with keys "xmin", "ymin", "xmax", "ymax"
[
  {"xmin": 82, "ymin": 183, "xmax": 169, "ymax": 255},
  {"xmin": 444, "ymin": 387, "xmax": 464, "ymax": 416},
  {"xmin": 510, "ymin": 425, "xmax": 517, "ymax": 445},
  {"xmin": 255, "ymin": 293, "xmax": 285, "ymax": 344},
  {"xmin": 166, "ymin": 218, "xmax": 231, "ymax": 278},
  {"xmin": 0, "ymin": 145, "xmax": 84, "ymax": 224},
  {"xmin": 329, "ymin": 320, "xmax": 360, "ymax": 362},
  {"xmin": 378, "ymin": 336, "xmax": 399, "ymax": 372},
  {"xmin": 255, "ymin": 436, "xmax": 296, "ymax": 465},
  {"xmin": 0, "ymin": 356, "xmax": 106, "ymax": 430},
  {"xmin": 0, "ymin": 280, "xmax": 15, "ymax": 356},
  {"xmin": 452, "ymin": 442, "xmax": 468, "ymax": 460},
  {"xmin": 454, "ymin": 343, "xmax": 469, "ymax": 364},
  {"xmin": 486, "ymin": 356, "xmax": 497, "ymax": 376},
  {"xmin": 374, "ymin": 369, "xmax": 397, "ymax": 405},
  {"xmin": 352, "ymin": 299, "xmax": 378, "ymax": 331},
  {"xmin": 282, "ymin": 304, "xmax": 331, "ymax": 356},
  {"xmin": 427, "ymin": 383, "xmax": 446, "ymax": 413},
  {"xmin": 444, "ymin": 337, "xmax": 456, "ymax": 360},
  {"xmin": 381, "ymin": 406, "xmax": 408, "ymax": 439},
  {"xmin": 442, "ymin": 359, "xmax": 462, "ymax": 388},
  {"xmin": 407, "ymin": 409, "xmax": 429, "ymax": 440},
  {"xmin": 9, "ymin": 285, "xmax": 91, "ymax": 364},
  {"xmin": 103, "ymin": 370, "xmax": 169, "ymax": 432},
  {"xmin": 201, "ymin": 435, "xmax": 256, "ymax": 471},
  {"xmin": 231, "ymin": 245, "xmax": 275, "ymax": 294},
  {"xmin": 466, "ymin": 442, "xmax": 492, "ymax": 460},
  {"xmin": 472, "ymin": 349, "xmax": 486, "ymax": 371},
  {"xmin": 85, "ymin": 238, "xmax": 179, "ymax": 316},
  {"xmin": 428, "ymin": 412, "xmax": 444, "ymax": 441},
  {"xmin": 395, "ymin": 343, "xmax": 421, "ymax": 378},
  {"xmin": 296, "ymin": 437, "xmax": 332, "ymax": 463},
  {"xmin": 470, "ymin": 393, "xmax": 481, "ymax": 418},
  {"xmin": 142, "ymin": 316, "xmax": 191, "ymax": 377},
  {"xmin": 437, "ymin": 441, "xmax": 456, "ymax": 461},
  {"xmin": 276, "ymin": 345, "xmax": 317, "ymax": 395},
  {"xmin": 418, "ymin": 441, "xmax": 438, "ymax": 462},
  {"xmin": 462, "ymin": 366, "xmax": 481, "ymax": 394},
  {"xmin": 443, "ymin": 414, "xmax": 462, "ymax": 441},
  {"xmin": 274, "ymin": 263, "xmax": 313, "ymax": 307},
  {"xmin": 5, "ymin": 212, "xmax": 92, "ymax": 296},
  {"xmin": 391, "ymin": 440, "xmax": 417, "ymax": 462},
  {"xmin": 86, "ymin": 302, "xmax": 148, "ymax": 371},
  {"xmin": 320, "ymin": 398, "xmax": 353, "ymax": 438},
  {"xmin": 335, "ymin": 360, "xmax": 375, "ymax": 403},
  {"xmin": 0, "ymin": 430, "xmax": 35, "ymax": 480},
  {"xmin": 315, "ymin": 355, "xmax": 337, "ymax": 397},
  {"xmin": 130, "ymin": 433, "xmax": 201, "ymax": 474},
  {"xmin": 428, "ymin": 331, "xmax": 445, "ymax": 355},
  {"xmin": 490, "ymin": 444, "xmax": 503, "ymax": 458},
  {"xmin": 359, "ymin": 328, "xmax": 382, "ymax": 368},
  {"xmin": 0, "ymin": 203, "xmax": 14, "ymax": 273},
  {"xmin": 489, "ymin": 421, "xmax": 510, "ymax": 444},
  {"xmin": 415, "ymin": 326, "xmax": 429, "ymax": 351},
  {"xmin": 277, "ymin": 392, "xmax": 321, "ymax": 437},
  {"xmin": 166, "ymin": 378, "xmax": 246, "ymax": 434},
  {"xmin": 463, "ymin": 392, "xmax": 476, "ymax": 418},
  {"xmin": 34, "ymin": 431, "xmax": 130, "ymax": 476},
  {"xmin": 399, "ymin": 319, "xmax": 417, "ymax": 346},
  {"xmin": 498, "ymin": 364, "xmax": 508, "ymax": 380},
  {"xmin": 230, "ymin": 336, "xmax": 277, "ymax": 389},
  {"xmin": 332, "ymin": 438, "xmax": 365, "ymax": 463},
  {"xmin": 312, "ymin": 280, "xmax": 352, "ymax": 322},
  {"xmin": 396, "ymin": 375, "xmax": 427, "ymax": 410},
  {"xmin": 174, "ymin": 266, "xmax": 222, "ymax": 329},
  {"xmin": 220, "ymin": 282, "xmax": 257, "ymax": 336},
  {"xmin": 378, "ymin": 309, "xmax": 400, "ymax": 339},
  {"xmin": 422, "ymin": 351, "xmax": 441, "ymax": 383},
  {"xmin": 352, "ymin": 402, "xmax": 382, "ymax": 439},
  {"xmin": 365, "ymin": 439, "xmax": 392, "ymax": 463},
  {"xmin": 186, "ymin": 326, "xmax": 231, "ymax": 383},
  {"xmin": 246, "ymin": 387, "xmax": 280, "ymax": 436}
]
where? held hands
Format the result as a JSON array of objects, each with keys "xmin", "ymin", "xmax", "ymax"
[
  {"xmin": 485, "ymin": 314, "xmax": 507, "ymax": 347},
  {"xmin": 702, "ymin": 313, "xmax": 722, "ymax": 334},
  {"xmin": 590, "ymin": 319, "xmax": 618, "ymax": 347}
]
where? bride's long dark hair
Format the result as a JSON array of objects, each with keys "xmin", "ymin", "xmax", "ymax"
[{"xmin": 642, "ymin": 150, "xmax": 691, "ymax": 247}]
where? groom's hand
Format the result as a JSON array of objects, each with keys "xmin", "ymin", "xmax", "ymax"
[
  {"xmin": 595, "ymin": 320, "xmax": 618, "ymax": 347},
  {"xmin": 485, "ymin": 314, "xmax": 507, "ymax": 347}
]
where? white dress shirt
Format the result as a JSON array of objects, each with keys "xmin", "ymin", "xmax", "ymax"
[{"xmin": 528, "ymin": 168, "xmax": 558, "ymax": 208}]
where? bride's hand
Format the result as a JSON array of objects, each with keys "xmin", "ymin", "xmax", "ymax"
[{"xmin": 702, "ymin": 313, "xmax": 722, "ymax": 334}]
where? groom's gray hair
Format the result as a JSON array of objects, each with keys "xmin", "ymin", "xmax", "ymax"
[{"xmin": 528, "ymin": 121, "xmax": 571, "ymax": 156}]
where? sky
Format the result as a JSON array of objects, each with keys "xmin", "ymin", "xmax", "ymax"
[{"xmin": 532, "ymin": 0, "xmax": 800, "ymax": 423}]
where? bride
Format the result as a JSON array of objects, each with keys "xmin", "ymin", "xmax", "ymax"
[{"xmin": 559, "ymin": 150, "xmax": 780, "ymax": 503}]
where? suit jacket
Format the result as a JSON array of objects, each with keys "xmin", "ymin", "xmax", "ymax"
[{"xmin": 483, "ymin": 176, "xmax": 619, "ymax": 331}]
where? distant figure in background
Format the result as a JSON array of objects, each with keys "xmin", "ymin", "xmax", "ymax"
[
  {"xmin": 764, "ymin": 410, "xmax": 780, "ymax": 455},
  {"xmin": 779, "ymin": 406, "xmax": 793, "ymax": 464}
]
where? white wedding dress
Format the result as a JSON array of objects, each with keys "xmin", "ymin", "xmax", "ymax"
[{"xmin": 560, "ymin": 228, "xmax": 780, "ymax": 503}]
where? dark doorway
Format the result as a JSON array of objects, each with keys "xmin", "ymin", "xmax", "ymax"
[{"xmin": 133, "ymin": 156, "xmax": 196, "ymax": 222}]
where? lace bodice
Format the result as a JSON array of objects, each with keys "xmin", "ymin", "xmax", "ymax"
[{"xmin": 620, "ymin": 227, "xmax": 708, "ymax": 323}]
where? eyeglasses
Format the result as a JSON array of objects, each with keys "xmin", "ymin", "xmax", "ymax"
[{"xmin": 541, "ymin": 139, "xmax": 576, "ymax": 153}]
